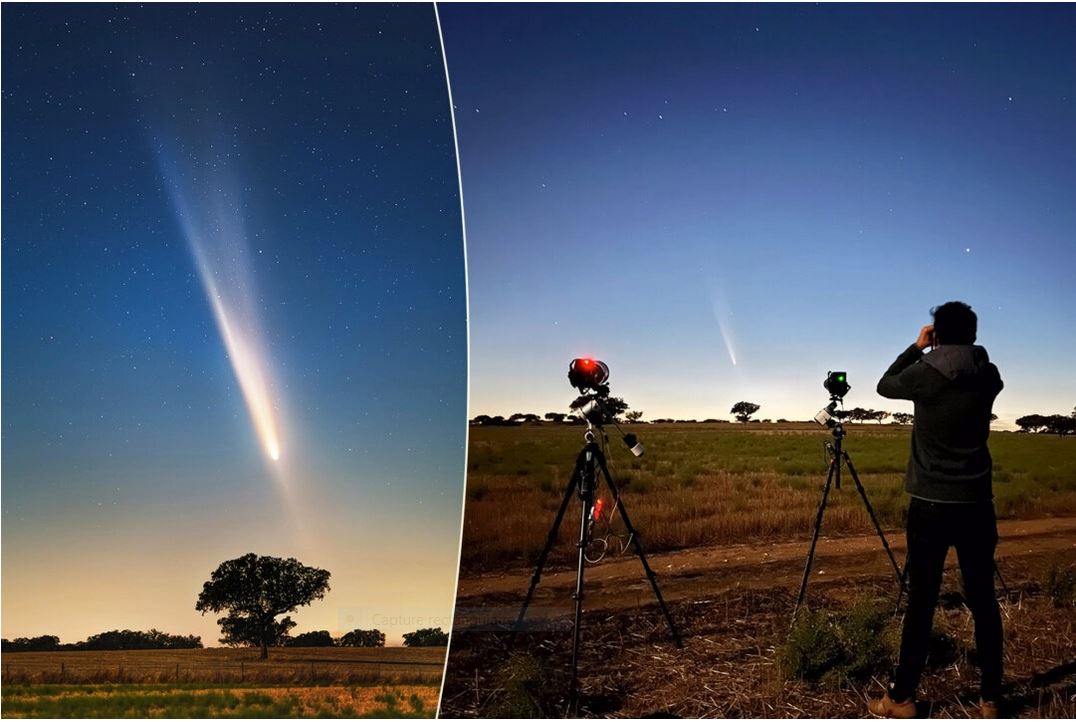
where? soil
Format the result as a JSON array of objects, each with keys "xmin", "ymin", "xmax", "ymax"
[{"xmin": 441, "ymin": 516, "xmax": 1076, "ymax": 718}]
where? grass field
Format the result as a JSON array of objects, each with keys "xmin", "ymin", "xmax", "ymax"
[
  {"xmin": 0, "ymin": 647, "xmax": 445, "ymax": 717},
  {"xmin": 462, "ymin": 423, "xmax": 1076, "ymax": 572},
  {"xmin": 446, "ymin": 423, "xmax": 1076, "ymax": 717}
]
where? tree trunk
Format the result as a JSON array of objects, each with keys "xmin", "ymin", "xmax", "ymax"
[{"xmin": 260, "ymin": 638, "xmax": 268, "ymax": 659}]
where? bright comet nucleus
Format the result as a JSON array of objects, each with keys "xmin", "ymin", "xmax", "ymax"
[{"xmin": 201, "ymin": 270, "xmax": 283, "ymax": 463}]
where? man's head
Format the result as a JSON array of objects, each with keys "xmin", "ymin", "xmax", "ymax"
[{"xmin": 931, "ymin": 301, "xmax": 977, "ymax": 345}]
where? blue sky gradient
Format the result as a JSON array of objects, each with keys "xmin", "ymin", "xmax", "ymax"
[
  {"xmin": 3, "ymin": 4, "xmax": 466, "ymax": 644},
  {"xmin": 441, "ymin": 4, "xmax": 1075, "ymax": 426}
]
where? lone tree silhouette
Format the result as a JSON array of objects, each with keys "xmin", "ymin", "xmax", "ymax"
[
  {"xmin": 196, "ymin": 553, "xmax": 330, "ymax": 659},
  {"xmin": 730, "ymin": 401, "xmax": 760, "ymax": 423}
]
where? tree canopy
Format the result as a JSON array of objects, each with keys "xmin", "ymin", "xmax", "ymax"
[
  {"xmin": 196, "ymin": 553, "xmax": 330, "ymax": 659},
  {"xmin": 1016, "ymin": 413, "xmax": 1076, "ymax": 436},
  {"xmin": 285, "ymin": 630, "xmax": 335, "ymax": 648},
  {"xmin": 730, "ymin": 401, "xmax": 760, "ymax": 423},
  {"xmin": 338, "ymin": 629, "xmax": 386, "ymax": 647},
  {"xmin": 402, "ymin": 627, "xmax": 448, "ymax": 647}
]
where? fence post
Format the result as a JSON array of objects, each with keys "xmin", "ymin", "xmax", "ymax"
[
  {"xmin": 240, "ymin": 661, "xmax": 244, "ymax": 683},
  {"xmin": 61, "ymin": 662, "xmax": 65, "ymax": 682},
  {"xmin": 176, "ymin": 663, "xmax": 180, "ymax": 682}
]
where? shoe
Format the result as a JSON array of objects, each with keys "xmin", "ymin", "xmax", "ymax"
[
  {"xmin": 868, "ymin": 692, "xmax": 917, "ymax": 719},
  {"xmin": 979, "ymin": 700, "xmax": 1000, "ymax": 719}
]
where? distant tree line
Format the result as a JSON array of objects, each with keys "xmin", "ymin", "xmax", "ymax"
[
  {"xmin": 2, "ymin": 629, "xmax": 202, "ymax": 653},
  {"xmin": 1015, "ymin": 408, "xmax": 1076, "ymax": 436},
  {"xmin": 729, "ymin": 402, "xmax": 913, "ymax": 425},
  {"xmin": 1, "ymin": 625, "xmax": 447, "ymax": 652},
  {"xmin": 832, "ymin": 407, "xmax": 892, "ymax": 424},
  {"xmin": 471, "ymin": 398, "xmax": 638, "ymax": 427},
  {"xmin": 283, "ymin": 628, "xmax": 386, "ymax": 648},
  {"xmin": 281, "ymin": 627, "xmax": 447, "ymax": 648},
  {"xmin": 473, "ymin": 404, "xmax": 917, "ymax": 426},
  {"xmin": 473, "ymin": 403, "xmax": 1075, "ymax": 430}
]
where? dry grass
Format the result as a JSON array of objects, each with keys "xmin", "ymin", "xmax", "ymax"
[
  {"xmin": 443, "ymin": 425, "xmax": 1076, "ymax": 717},
  {"xmin": 0, "ymin": 683, "xmax": 439, "ymax": 718},
  {"xmin": 441, "ymin": 560, "xmax": 1076, "ymax": 718},
  {"xmin": 0, "ymin": 646, "xmax": 446, "ymax": 686},
  {"xmin": 461, "ymin": 424, "xmax": 1076, "ymax": 573}
]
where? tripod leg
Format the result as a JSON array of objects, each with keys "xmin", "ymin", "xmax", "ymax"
[
  {"xmin": 510, "ymin": 452, "xmax": 583, "ymax": 648},
  {"xmin": 793, "ymin": 458, "xmax": 836, "ymax": 624},
  {"xmin": 569, "ymin": 490, "xmax": 593, "ymax": 712},
  {"xmin": 844, "ymin": 453, "xmax": 904, "ymax": 587},
  {"xmin": 894, "ymin": 552, "xmax": 910, "ymax": 615},
  {"xmin": 994, "ymin": 561, "xmax": 1009, "ymax": 598},
  {"xmin": 597, "ymin": 452, "xmax": 684, "ymax": 648}
]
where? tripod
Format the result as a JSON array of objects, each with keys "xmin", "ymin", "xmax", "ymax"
[
  {"xmin": 511, "ymin": 423, "xmax": 683, "ymax": 709},
  {"xmin": 793, "ymin": 416, "xmax": 905, "ymax": 623}
]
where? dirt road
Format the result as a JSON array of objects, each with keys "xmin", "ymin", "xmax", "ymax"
[{"xmin": 454, "ymin": 516, "xmax": 1076, "ymax": 627}]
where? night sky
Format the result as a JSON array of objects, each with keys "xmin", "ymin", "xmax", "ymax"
[
  {"xmin": 440, "ymin": 4, "xmax": 1076, "ymax": 425},
  {"xmin": 2, "ymin": 4, "xmax": 466, "ymax": 645}
]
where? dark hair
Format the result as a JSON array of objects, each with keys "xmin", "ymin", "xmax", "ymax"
[{"xmin": 931, "ymin": 301, "xmax": 977, "ymax": 345}]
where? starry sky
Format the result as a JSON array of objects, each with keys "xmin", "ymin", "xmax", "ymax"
[
  {"xmin": 2, "ymin": 4, "xmax": 466, "ymax": 645},
  {"xmin": 440, "ymin": 4, "xmax": 1076, "ymax": 426}
]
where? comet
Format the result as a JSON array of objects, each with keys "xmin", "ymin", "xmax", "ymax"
[
  {"xmin": 196, "ymin": 259, "xmax": 282, "ymax": 463},
  {"xmin": 158, "ymin": 148, "xmax": 283, "ymax": 464},
  {"xmin": 710, "ymin": 289, "xmax": 739, "ymax": 367}
]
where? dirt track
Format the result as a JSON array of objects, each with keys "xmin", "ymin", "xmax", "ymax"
[
  {"xmin": 454, "ymin": 516, "xmax": 1076, "ymax": 627},
  {"xmin": 443, "ymin": 516, "xmax": 1076, "ymax": 718}
]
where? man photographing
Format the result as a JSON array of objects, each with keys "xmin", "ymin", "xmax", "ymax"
[{"xmin": 869, "ymin": 301, "xmax": 1004, "ymax": 719}]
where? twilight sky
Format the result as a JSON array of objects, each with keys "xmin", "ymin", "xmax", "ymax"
[
  {"xmin": 2, "ymin": 4, "xmax": 465, "ymax": 645},
  {"xmin": 441, "ymin": 4, "xmax": 1076, "ymax": 426}
]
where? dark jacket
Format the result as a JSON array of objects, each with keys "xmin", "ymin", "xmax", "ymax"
[{"xmin": 877, "ymin": 344, "xmax": 1003, "ymax": 503}]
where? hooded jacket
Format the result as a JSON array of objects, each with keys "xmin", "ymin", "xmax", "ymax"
[{"xmin": 877, "ymin": 344, "xmax": 1003, "ymax": 503}]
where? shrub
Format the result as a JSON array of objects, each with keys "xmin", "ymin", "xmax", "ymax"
[
  {"xmin": 1043, "ymin": 560, "xmax": 1076, "ymax": 608},
  {"xmin": 779, "ymin": 609, "xmax": 843, "ymax": 682},
  {"xmin": 482, "ymin": 653, "xmax": 557, "ymax": 718},
  {"xmin": 780, "ymin": 599, "xmax": 897, "ymax": 685},
  {"xmin": 835, "ymin": 599, "xmax": 893, "ymax": 679}
]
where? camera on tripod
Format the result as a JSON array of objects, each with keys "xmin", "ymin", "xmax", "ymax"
[
  {"xmin": 568, "ymin": 357, "xmax": 609, "ymax": 393},
  {"xmin": 823, "ymin": 370, "xmax": 849, "ymax": 399},
  {"xmin": 814, "ymin": 371, "xmax": 849, "ymax": 429},
  {"xmin": 796, "ymin": 369, "xmax": 905, "ymax": 621},
  {"xmin": 567, "ymin": 358, "xmax": 643, "ymax": 457},
  {"xmin": 513, "ymin": 359, "xmax": 681, "ymax": 707}
]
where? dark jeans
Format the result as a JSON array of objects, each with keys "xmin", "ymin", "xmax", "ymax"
[{"xmin": 891, "ymin": 497, "xmax": 1003, "ymax": 702}]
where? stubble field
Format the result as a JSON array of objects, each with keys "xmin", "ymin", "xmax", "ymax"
[
  {"xmin": 441, "ymin": 423, "xmax": 1076, "ymax": 717},
  {"xmin": 0, "ymin": 646, "xmax": 445, "ymax": 717},
  {"xmin": 461, "ymin": 423, "xmax": 1076, "ymax": 573}
]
